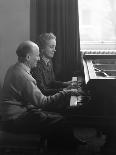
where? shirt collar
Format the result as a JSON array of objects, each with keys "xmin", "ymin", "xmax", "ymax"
[{"xmin": 42, "ymin": 55, "xmax": 50, "ymax": 65}]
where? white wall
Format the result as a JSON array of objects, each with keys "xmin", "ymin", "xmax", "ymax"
[{"xmin": 0, "ymin": 0, "xmax": 30, "ymax": 86}]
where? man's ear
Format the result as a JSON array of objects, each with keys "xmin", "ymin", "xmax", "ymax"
[{"xmin": 25, "ymin": 54, "xmax": 30, "ymax": 61}]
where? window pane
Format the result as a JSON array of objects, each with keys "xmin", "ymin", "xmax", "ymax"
[{"xmin": 78, "ymin": 0, "xmax": 116, "ymax": 42}]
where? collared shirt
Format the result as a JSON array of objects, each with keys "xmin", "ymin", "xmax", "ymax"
[{"xmin": 42, "ymin": 55, "xmax": 50, "ymax": 66}]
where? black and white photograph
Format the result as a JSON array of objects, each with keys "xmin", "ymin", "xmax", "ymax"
[{"xmin": 0, "ymin": 0, "xmax": 116, "ymax": 154}]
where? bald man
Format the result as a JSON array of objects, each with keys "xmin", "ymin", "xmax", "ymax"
[{"xmin": 1, "ymin": 41, "xmax": 81, "ymax": 150}]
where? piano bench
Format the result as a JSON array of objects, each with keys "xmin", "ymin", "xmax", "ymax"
[{"xmin": 0, "ymin": 130, "xmax": 47, "ymax": 154}]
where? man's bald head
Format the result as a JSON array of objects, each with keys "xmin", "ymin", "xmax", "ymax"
[
  {"xmin": 16, "ymin": 41, "xmax": 40, "ymax": 68},
  {"xmin": 16, "ymin": 41, "xmax": 39, "ymax": 58}
]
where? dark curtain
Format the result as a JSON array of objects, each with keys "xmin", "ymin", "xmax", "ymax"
[{"xmin": 30, "ymin": 0, "xmax": 82, "ymax": 81}]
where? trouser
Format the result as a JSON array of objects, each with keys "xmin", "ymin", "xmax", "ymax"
[{"xmin": 2, "ymin": 109, "xmax": 77, "ymax": 150}]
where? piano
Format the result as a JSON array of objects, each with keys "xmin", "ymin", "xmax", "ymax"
[{"xmin": 69, "ymin": 50, "xmax": 116, "ymax": 132}]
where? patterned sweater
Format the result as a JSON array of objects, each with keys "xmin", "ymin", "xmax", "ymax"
[{"xmin": 31, "ymin": 58, "xmax": 66, "ymax": 96}]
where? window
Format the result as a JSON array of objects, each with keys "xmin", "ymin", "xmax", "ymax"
[{"xmin": 78, "ymin": 0, "xmax": 116, "ymax": 49}]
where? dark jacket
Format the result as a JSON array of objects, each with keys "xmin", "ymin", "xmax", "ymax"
[{"xmin": 31, "ymin": 58, "xmax": 66, "ymax": 96}]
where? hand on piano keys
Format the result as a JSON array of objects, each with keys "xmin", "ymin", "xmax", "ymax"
[
  {"xmin": 63, "ymin": 88, "xmax": 79, "ymax": 96},
  {"xmin": 66, "ymin": 77, "xmax": 85, "ymax": 93},
  {"xmin": 63, "ymin": 77, "xmax": 84, "ymax": 96},
  {"xmin": 69, "ymin": 76, "xmax": 90, "ymax": 107},
  {"xmin": 66, "ymin": 81, "xmax": 78, "ymax": 89}
]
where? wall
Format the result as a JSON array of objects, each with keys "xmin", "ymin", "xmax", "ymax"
[{"xmin": 0, "ymin": 0, "xmax": 30, "ymax": 86}]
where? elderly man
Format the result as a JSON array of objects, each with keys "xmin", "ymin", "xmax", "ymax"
[
  {"xmin": 31, "ymin": 33, "xmax": 72, "ymax": 96},
  {"xmin": 0, "ymin": 40, "xmax": 82, "ymax": 150}
]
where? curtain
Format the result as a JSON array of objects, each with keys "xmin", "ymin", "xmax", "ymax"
[{"xmin": 30, "ymin": 0, "xmax": 82, "ymax": 81}]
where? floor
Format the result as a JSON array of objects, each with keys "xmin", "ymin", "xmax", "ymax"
[
  {"xmin": 0, "ymin": 144, "xmax": 115, "ymax": 155},
  {"xmin": 0, "ymin": 130, "xmax": 115, "ymax": 155}
]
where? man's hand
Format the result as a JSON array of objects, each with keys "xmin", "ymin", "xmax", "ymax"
[
  {"xmin": 63, "ymin": 81, "xmax": 72, "ymax": 86},
  {"xmin": 63, "ymin": 88, "xmax": 78, "ymax": 96},
  {"xmin": 65, "ymin": 81, "xmax": 78, "ymax": 89}
]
